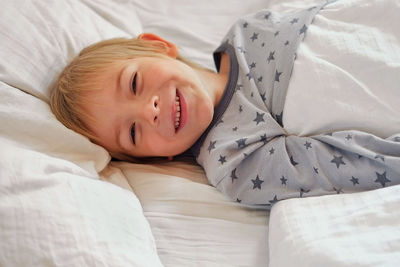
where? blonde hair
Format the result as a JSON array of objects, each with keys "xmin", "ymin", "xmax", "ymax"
[{"xmin": 50, "ymin": 37, "xmax": 201, "ymax": 149}]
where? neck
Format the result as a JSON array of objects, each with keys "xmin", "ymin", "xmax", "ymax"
[{"xmin": 196, "ymin": 53, "xmax": 230, "ymax": 107}]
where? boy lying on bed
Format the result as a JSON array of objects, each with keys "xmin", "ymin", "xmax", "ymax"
[{"xmin": 50, "ymin": 1, "xmax": 400, "ymax": 209}]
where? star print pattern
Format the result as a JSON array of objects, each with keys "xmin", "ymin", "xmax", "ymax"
[
  {"xmin": 236, "ymin": 138, "xmax": 247, "ymax": 148},
  {"xmin": 194, "ymin": 0, "xmax": 400, "ymax": 210},
  {"xmin": 375, "ymin": 171, "xmax": 391, "ymax": 187},
  {"xmin": 253, "ymin": 112, "xmax": 265, "ymax": 125},
  {"xmin": 252, "ymin": 175, "xmax": 264, "ymax": 189},
  {"xmin": 231, "ymin": 168, "xmax": 238, "ymax": 183},
  {"xmin": 304, "ymin": 141, "xmax": 312, "ymax": 149},
  {"xmin": 331, "ymin": 155, "xmax": 345, "ymax": 168},
  {"xmin": 207, "ymin": 140, "xmax": 216, "ymax": 153}
]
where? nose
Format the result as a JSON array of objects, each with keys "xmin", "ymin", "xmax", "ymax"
[{"xmin": 141, "ymin": 95, "xmax": 160, "ymax": 125}]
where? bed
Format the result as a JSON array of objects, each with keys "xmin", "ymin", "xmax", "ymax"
[{"xmin": 0, "ymin": 0, "xmax": 399, "ymax": 266}]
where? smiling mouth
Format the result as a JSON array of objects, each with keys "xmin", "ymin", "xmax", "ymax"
[{"xmin": 174, "ymin": 93, "xmax": 181, "ymax": 130}]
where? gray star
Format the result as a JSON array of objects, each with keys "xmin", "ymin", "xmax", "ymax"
[
  {"xmin": 236, "ymin": 138, "xmax": 247, "ymax": 148},
  {"xmin": 236, "ymin": 198, "xmax": 242, "ymax": 203},
  {"xmin": 280, "ymin": 176, "xmax": 287, "ymax": 185},
  {"xmin": 290, "ymin": 156, "xmax": 298, "ymax": 166},
  {"xmin": 375, "ymin": 171, "xmax": 391, "ymax": 187},
  {"xmin": 207, "ymin": 140, "xmax": 216, "ymax": 153},
  {"xmin": 269, "ymin": 195, "xmax": 279, "ymax": 204},
  {"xmin": 264, "ymin": 12, "xmax": 271, "ymax": 20},
  {"xmin": 345, "ymin": 134, "xmax": 352, "ymax": 140},
  {"xmin": 246, "ymin": 72, "xmax": 253, "ymax": 80},
  {"xmin": 304, "ymin": 141, "xmax": 312, "ymax": 149},
  {"xmin": 267, "ymin": 51, "xmax": 275, "ymax": 63},
  {"xmin": 350, "ymin": 176, "xmax": 359, "ymax": 185},
  {"xmin": 239, "ymin": 105, "xmax": 243, "ymax": 113},
  {"xmin": 252, "ymin": 175, "xmax": 264, "ymax": 189},
  {"xmin": 275, "ymin": 112, "xmax": 283, "ymax": 126},
  {"xmin": 299, "ymin": 24, "xmax": 308, "ymax": 35},
  {"xmin": 300, "ymin": 188, "xmax": 310, "ymax": 197},
  {"xmin": 269, "ymin": 147, "xmax": 275, "ymax": 155},
  {"xmin": 313, "ymin": 167, "xmax": 319, "ymax": 174},
  {"xmin": 260, "ymin": 92, "xmax": 267, "ymax": 102},
  {"xmin": 232, "ymin": 126, "xmax": 238, "ymax": 131},
  {"xmin": 250, "ymin": 32, "xmax": 259, "ymax": 42},
  {"xmin": 231, "ymin": 168, "xmax": 238, "ymax": 183},
  {"xmin": 249, "ymin": 62, "xmax": 256, "ymax": 69},
  {"xmin": 375, "ymin": 155, "xmax": 385, "ymax": 162},
  {"xmin": 253, "ymin": 112, "xmax": 265, "ymax": 125},
  {"xmin": 257, "ymin": 76, "xmax": 263, "ymax": 83},
  {"xmin": 284, "ymin": 40, "xmax": 290, "ymax": 46},
  {"xmin": 275, "ymin": 70, "xmax": 282, "ymax": 82},
  {"xmin": 331, "ymin": 155, "xmax": 346, "ymax": 168},
  {"xmin": 290, "ymin": 18, "xmax": 299, "ymax": 24},
  {"xmin": 260, "ymin": 134, "xmax": 268, "ymax": 145},
  {"xmin": 218, "ymin": 155, "xmax": 227, "ymax": 165},
  {"xmin": 243, "ymin": 22, "xmax": 248, "ymax": 28}
]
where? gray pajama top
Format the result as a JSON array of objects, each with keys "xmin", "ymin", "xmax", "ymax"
[{"xmin": 191, "ymin": 1, "xmax": 400, "ymax": 209}]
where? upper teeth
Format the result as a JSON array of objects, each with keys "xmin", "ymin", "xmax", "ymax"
[{"xmin": 175, "ymin": 95, "xmax": 181, "ymax": 129}]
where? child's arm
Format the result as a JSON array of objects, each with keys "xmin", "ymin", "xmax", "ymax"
[{"xmin": 202, "ymin": 126, "xmax": 400, "ymax": 209}]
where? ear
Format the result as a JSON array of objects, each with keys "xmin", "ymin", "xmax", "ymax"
[{"xmin": 138, "ymin": 33, "xmax": 178, "ymax": 58}]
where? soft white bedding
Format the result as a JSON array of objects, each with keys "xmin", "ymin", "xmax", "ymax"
[
  {"xmin": 113, "ymin": 161, "xmax": 269, "ymax": 266},
  {"xmin": 284, "ymin": 0, "xmax": 400, "ymax": 138},
  {"xmin": 0, "ymin": 0, "xmax": 270, "ymax": 266},
  {"xmin": 1, "ymin": 0, "xmax": 399, "ymax": 266},
  {"xmin": 269, "ymin": 185, "xmax": 400, "ymax": 267}
]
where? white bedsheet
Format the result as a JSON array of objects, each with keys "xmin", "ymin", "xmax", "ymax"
[
  {"xmin": 283, "ymin": 0, "xmax": 400, "ymax": 138},
  {"xmin": 112, "ymin": 161, "xmax": 269, "ymax": 267}
]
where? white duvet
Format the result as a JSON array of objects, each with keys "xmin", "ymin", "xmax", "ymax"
[
  {"xmin": 270, "ymin": 0, "xmax": 400, "ymax": 266},
  {"xmin": 283, "ymin": 0, "xmax": 400, "ymax": 138},
  {"xmin": 0, "ymin": 0, "xmax": 270, "ymax": 266}
]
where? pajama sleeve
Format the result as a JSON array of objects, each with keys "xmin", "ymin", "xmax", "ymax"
[{"xmin": 212, "ymin": 119, "xmax": 400, "ymax": 208}]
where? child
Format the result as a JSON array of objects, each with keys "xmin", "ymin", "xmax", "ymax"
[{"xmin": 51, "ymin": 0, "xmax": 400, "ymax": 209}]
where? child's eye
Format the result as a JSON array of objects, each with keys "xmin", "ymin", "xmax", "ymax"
[
  {"xmin": 131, "ymin": 73, "xmax": 137, "ymax": 94},
  {"xmin": 130, "ymin": 123, "xmax": 136, "ymax": 144}
]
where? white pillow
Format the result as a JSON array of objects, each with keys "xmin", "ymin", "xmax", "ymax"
[
  {"xmin": 0, "ymin": 142, "xmax": 163, "ymax": 266},
  {"xmin": 0, "ymin": 0, "xmax": 163, "ymax": 266},
  {"xmin": 0, "ymin": 0, "xmax": 142, "ymax": 101}
]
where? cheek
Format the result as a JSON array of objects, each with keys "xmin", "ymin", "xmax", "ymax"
[
  {"xmin": 196, "ymin": 94, "xmax": 214, "ymax": 126},
  {"xmin": 141, "ymin": 134, "xmax": 174, "ymax": 156}
]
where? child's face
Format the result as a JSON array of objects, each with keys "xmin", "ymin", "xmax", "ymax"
[{"xmin": 84, "ymin": 56, "xmax": 214, "ymax": 158}]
